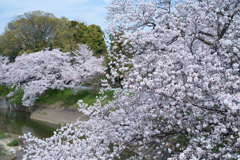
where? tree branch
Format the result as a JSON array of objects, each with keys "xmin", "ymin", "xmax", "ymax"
[
  {"xmin": 198, "ymin": 30, "xmax": 214, "ymax": 37},
  {"xmin": 197, "ymin": 36, "xmax": 213, "ymax": 46},
  {"xmin": 218, "ymin": 16, "xmax": 234, "ymax": 40}
]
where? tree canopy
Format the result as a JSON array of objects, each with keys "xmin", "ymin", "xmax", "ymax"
[
  {"xmin": 70, "ymin": 21, "xmax": 107, "ymax": 56},
  {"xmin": 107, "ymin": 31, "xmax": 134, "ymax": 88},
  {"xmin": 0, "ymin": 44, "xmax": 105, "ymax": 106},
  {"xmin": 0, "ymin": 11, "xmax": 107, "ymax": 61}
]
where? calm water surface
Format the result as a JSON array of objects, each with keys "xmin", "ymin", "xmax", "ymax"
[
  {"xmin": 0, "ymin": 107, "xmax": 57, "ymax": 159},
  {"xmin": 0, "ymin": 108, "xmax": 56, "ymax": 139}
]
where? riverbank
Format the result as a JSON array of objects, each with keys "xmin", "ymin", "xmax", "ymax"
[
  {"xmin": 0, "ymin": 88, "xmax": 113, "ymax": 159},
  {"xmin": 30, "ymin": 103, "xmax": 89, "ymax": 127},
  {"xmin": 0, "ymin": 133, "xmax": 21, "ymax": 160},
  {"xmin": 0, "ymin": 88, "xmax": 114, "ymax": 127},
  {"xmin": 0, "ymin": 97, "xmax": 90, "ymax": 128}
]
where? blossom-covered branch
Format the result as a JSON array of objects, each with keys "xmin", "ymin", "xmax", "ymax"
[
  {"xmin": 0, "ymin": 44, "xmax": 105, "ymax": 106},
  {"xmin": 20, "ymin": 0, "xmax": 240, "ymax": 159}
]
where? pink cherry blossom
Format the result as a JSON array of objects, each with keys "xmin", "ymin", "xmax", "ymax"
[{"xmin": 10, "ymin": 0, "xmax": 240, "ymax": 159}]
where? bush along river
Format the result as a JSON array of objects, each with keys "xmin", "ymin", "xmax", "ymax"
[{"xmin": 0, "ymin": 97, "xmax": 57, "ymax": 159}]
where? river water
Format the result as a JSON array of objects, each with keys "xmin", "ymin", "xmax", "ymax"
[
  {"xmin": 0, "ymin": 98, "xmax": 174, "ymax": 159},
  {"xmin": 0, "ymin": 99, "xmax": 56, "ymax": 159},
  {"xmin": 0, "ymin": 108, "xmax": 56, "ymax": 139}
]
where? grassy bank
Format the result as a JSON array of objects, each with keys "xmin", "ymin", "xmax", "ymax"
[
  {"xmin": 0, "ymin": 130, "xmax": 11, "ymax": 139},
  {"xmin": 36, "ymin": 88, "xmax": 114, "ymax": 108},
  {"xmin": 0, "ymin": 85, "xmax": 10, "ymax": 97},
  {"xmin": 0, "ymin": 85, "xmax": 114, "ymax": 108}
]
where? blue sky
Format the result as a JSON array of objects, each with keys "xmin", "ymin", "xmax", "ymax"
[{"xmin": 0, "ymin": 0, "xmax": 111, "ymax": 34}]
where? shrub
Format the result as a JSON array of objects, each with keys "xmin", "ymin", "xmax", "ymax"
[{"xmin": 7, "ymin": 139, "xmax": 18, "ymax": 146}]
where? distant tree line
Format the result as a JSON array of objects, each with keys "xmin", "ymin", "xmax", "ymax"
[{"xmin": 0, "ymin": 10, "xmax": 107, "ymax": 61}]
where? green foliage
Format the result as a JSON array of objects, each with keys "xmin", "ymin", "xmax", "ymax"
[
  {"xmin": 172, "ymin": 133, "xmax": 190, "ymax": 153},
  {"xmin": 109, "ymin": 32, "xmax": 133, "ymax": 58},
  {"xmin": 36, "ymin": 88, "xmax": 114, "ymax": 107},
  {"xmin": 0, "ymin": 130, "xmax": 11, "ymax": 139},
  {"xmin": 0, "ymin": 30, "xmax": 23, "ymax": 61},
  {"xmin": 155, "ymin": 117, "xmax": 163, "ymax": 121},
  {"xmin": 0, "ymin": 130, "xmax": 6, "ymax": 138},
  {"xmin": 78, "ymin": 135, "xmax": 86, "ymax": 140},
  {"xmin": 0, "ymin": 85, "xmax": 10, "ymax": 97},
  {"xmin": 8, "ymin": 86, "xmax": 24, "ymax": 105},
  {"xmin": 0, "ymin": 11, "xmax": 76, "ymax": 61},
  {"xmin": 50, "ymin": 18, "xmax": 78, "ymax": 52},
  {"xmin": 70, "ymin": 21, "xmax": 107, "ymax": 56},
  {"xmin": 108, "ymin": 143, "xmax": 137, "ymax": 159},
  {"xmin": 7, "ymin": 139, "xmax": 19, "ymax": 146},
  {"xmin": 6, "ymin": 134, "xmax": 11, "ymax": 138},
  {"xmin": 0, "ymin": 84, "xmax": 114, "ymax": 107},
  {"xmin": 212, "ymin": 133, "xmax": 236, "ymax": 153},
  {"xmin": 0, "ymin": 149, "xmax": 6, "ymax": 155},
  {"xmin": 107, "ymin": 32, "xmax": 134, "ymax": 88},
  {"xmin": 0, "ymin": 12, "xmax": 108, "ymax": 62},
  {"xmin": 118, "ymin": 149, "xmax": 137, "ymax": 160},
  {"xmin": 0, "ymin": 85, "xmax": 25, "ymax": 104}
]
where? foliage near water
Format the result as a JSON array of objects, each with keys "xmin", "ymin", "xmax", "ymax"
[
  {"xmin": 0, "ymin": 111, "xmax": 56, "ymax": 138},
  {"xmin": 0, "ymin": 149, "xmax": 6, "ymax": 155},
  {"xmin": 0, "ymin": 85, "xmax": 24, "ymax": 105},
  {"xmin": 7, "ymin": 139, "xmax": 18, "ymax": 146},
  {"xmin": 0, "ymin": 85, "xmax": 10, "ymax": 97},
  {"xmin": 0, "ymin": 130, "xmax": 11, "ymax": 139},
  {"xmin": 0, "ymin": 84, "xmax": 114, "ymax": 107},
  {"xmin": 1, "ymin": 44, "xmax": 106, "ymax": 106},
  {"xmin": 0, "ymin": 11, "xmax": 107, "ymax": 62},
  {"xmin": 36, "ymin": 88, "xmax": 114, "ymax": 107}
]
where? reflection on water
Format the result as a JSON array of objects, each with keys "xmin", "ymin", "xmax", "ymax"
[
  {"xmin": 0, "ymin": 101, "xmax": 57, "ymax": 159},
  {"xmin": 0, "ymin": 108, "xmax": 55, "ymax": 139}
]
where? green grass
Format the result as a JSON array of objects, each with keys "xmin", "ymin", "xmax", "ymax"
[
  {"xmin": 0, "ymin": 85, "xmax": 24, "ymax": 104},
  {"xmin": 7, "ymin": 139, "xmax": 18, "ymax": 146},
  {"xmin": 0, "ymin": 149, "xmax": 6, "ymax": 155},
  {"xmin": 0, "ymin": 85, "xmax": 10, "ymax": 97},
  {"xmin": 36, "ymin": 88, "xmax": 114, "ymax": 107},
  {"xmin": 0, "ymin": 130, "xmax": 11, "ymax": 139},
  {"xmin": 9, "ymin": 88, "xmax": 24, "ymax": 104},
  {"xmin": 0, "ymin": 84, "xmax": 115, "ymax": 107}
]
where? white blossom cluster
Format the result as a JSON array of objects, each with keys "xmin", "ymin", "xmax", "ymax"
[
  {"xmin": 18, "ymin": 0, "xmax": 240, "ymax": 159},
  {"xmin": 0, "ymin": 56, "xmax": 9, "ymax": 85},
  {"xmin": 0, "ymin": 44, "xmax": 105, "ymax": 106}
]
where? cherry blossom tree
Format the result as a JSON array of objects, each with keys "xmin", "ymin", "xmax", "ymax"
[
  {"xmin": 0, "ymin": 56, "xmax": 9, "ymax": 85},
  {"xmin": 20, "ymin": 0, "xmax": 240, "ymax": 159},
  {"xmin": 0, "ymin": 44, "xmax": 105, "ymax": 106}
]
